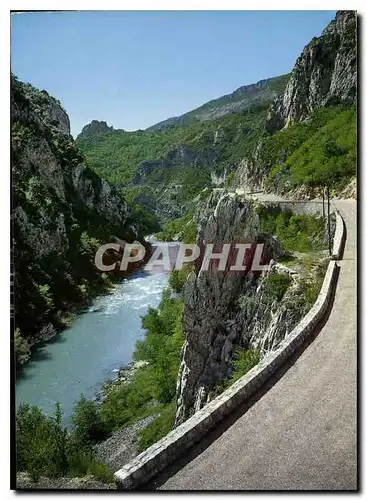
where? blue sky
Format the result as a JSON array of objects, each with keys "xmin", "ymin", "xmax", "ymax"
[{"xmin": 11, "ymin": 10, "xmax": 336, "ymax": 136}]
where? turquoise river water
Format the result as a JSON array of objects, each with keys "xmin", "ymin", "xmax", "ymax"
[{"xmin": 16, "ymin": 267, "xmax": 169, "ymax": 423}]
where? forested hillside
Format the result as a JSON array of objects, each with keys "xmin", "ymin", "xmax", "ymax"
[
  {"xmin": 263, "ymin": 105, "xmax": 356, "ymax": 195},
  {"xmin": 76, "ymin": 101, "xmax": 273, "ymax": 219}
]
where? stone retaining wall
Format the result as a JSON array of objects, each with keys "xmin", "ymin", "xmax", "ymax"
[
  {"xmin": 331, "ymin": 209, "xmax": 345, "ymax": 260},
  {"xmin": 114, "ymin": 211, "xmax": 345, "ymax": 490}
]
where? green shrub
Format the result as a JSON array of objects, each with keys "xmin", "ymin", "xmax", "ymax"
[
  {"xmin": 138, "ymin": 403, "xmax": 176, "ymax": 452},
  {"xmin": 37, "ymin": 283, "xmax": 54, "ymax": 310},
  {"xmin": 99, "ymin": 369, "xmax": 154, "ymax": 430},
  {"xmin": 229, "ymin": 348, "xmax": 261, "ymax": 384},
  {"xmin": 264, "ymin": 273, "xmax": 292, "ymax": 302},
  {"xmin": 16, "ymin": 403, "xmax": 68, "ymax": 481},
  {"xmin": 298, "ymin": 258, "xmax": 328, "ymax": 308},
  {"xmin": 278, "ymin": 213, "xmax": 325, "ymax": 253},
  {"xmin": 215, "ymin": 348, "xmax": 260, "ymax": 395},
  {"xmin": 14, "ymin": 328, "xmax": 31, "ymax": 366},
  {"xmin": 155, "ymin": 211, "xmax": 196, "ymax": 243},
  {"xmin": 100, "ymin": 290, "xmax": 184, "ymax": 430},
  {"xmin": 86, "ymin": 458, "xmax": 114, "ymax": 484},
  {"xmin": 226, "ymin": 172, "xmax": 234, "ymax": 185},
  {"xmin": 16, "ymin": 402, "xmax": 114, "ymax": 484},
  {"xmin": 169, "ymin": 264, "xmax": 192, "ymax": 293},
  {"xmin": 79, "ymin": 231, "xmax": 101, "ymax": 258},
  {"xmin": 71, "ymin": 395, "xmax": 111, "ymax": 445},
  {"xmin": 259, "ymin": 209, "xmax": 326, "ymax": 253}
]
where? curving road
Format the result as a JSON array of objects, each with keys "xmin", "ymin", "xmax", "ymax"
[{"xmin": 154, "ymin": 196, "xmax": 357, "ymax": 491}]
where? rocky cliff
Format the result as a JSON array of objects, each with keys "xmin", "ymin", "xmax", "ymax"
[
  {"xmin": 12, "ymin": 75, "xmax": 138, "ymax": 354},
  {"xmin": 175, "ymin": 193, "xmax": 325, "ymax": 424},
  {"xmin": 266, "ymin": 10, "xmax": 356, "ymax": 133},
  {"xmin": 229, "ymin": 10, "xmax": 357, "ymax": 196}
]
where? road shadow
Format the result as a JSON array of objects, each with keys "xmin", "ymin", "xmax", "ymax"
[{"xmin": 141, "ymin": 265, "xmax": 341, "ymax": 491}]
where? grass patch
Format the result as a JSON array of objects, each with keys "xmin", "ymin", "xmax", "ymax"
[
  {"xmin": 138, "ymin": 403, "xmax": 176, "ymax": 452},
  {"xmin": 263, "ymin": 273, "xmax": 292, "ymax": 302},
  {"xmin": 214, "ymin": 348, "xmax": 260, "ymax": 396}
]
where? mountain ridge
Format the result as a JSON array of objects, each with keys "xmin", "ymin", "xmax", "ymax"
[
  {"xmin": 77, "ymin": 74, "xmax": 289, "ymax": 139},
  {"xmin": 145, "ymin": 74, "xmax": 290, "ymax": 132}
]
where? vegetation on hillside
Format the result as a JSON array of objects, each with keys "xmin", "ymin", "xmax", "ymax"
[
  {"xmin": 16, "ymin": 402, "xmax": 114, "ymax": 484},
  {"xmin": 16, "ymin": 204, "xmax": 332, "ymax": 482},
  {"xmin": 76, "ymin": 101, "xmax": 356, "ymax": 224},
  {"xmin": 257, "ymin": 206, "xmax": 327, "ymax": 253},
  {"xmin": 155, "ymin": 211, "xmax": 197, "ymax": 243},
  {"xmin": 262, "ymin": 105, "xmax": 356, "ymax": 193},
  {"xmin": 213, "ymin": 348, "xmax": 261, "ymax": 396},
  {"xmin": 76, "ymin": 101, "xmax": 272, "ymax": 187}
]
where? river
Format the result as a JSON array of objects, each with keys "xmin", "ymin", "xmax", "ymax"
[{"xmin": 16, "ymin": 265, "xmax": 169, "ymax": 423}]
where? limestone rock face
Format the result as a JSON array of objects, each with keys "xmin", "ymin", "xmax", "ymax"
[
  {"xmin": 12, "ymin": 75, "xmax": 137, "ymax": 344},
  {"xmin": 175, "ymin": 194, "xmax": 281, "ymax": 424},
  {"xmin": 266, "ymin": 10, "xmax": 356, "ymax": 133}
]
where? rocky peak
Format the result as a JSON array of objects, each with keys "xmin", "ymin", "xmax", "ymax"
[
  {"xmin": 266, "ymin": 10, "xmax": 356, "ymax": 133},
  {"xmin": 11, "ymin": 75, "xmax": 71, "ymax": 135},
  {"xmin": 78, "ymin": 120, "xmax": 115, "ymax": 138}
]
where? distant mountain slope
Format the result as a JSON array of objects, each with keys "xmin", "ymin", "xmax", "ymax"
[
  {"xmin": 76, "ymin": 100, "xmax": 272, "ymax": 220},
  {"xmin": 146, "ymin": 74, "xmax": 289, "ymax": 131}
]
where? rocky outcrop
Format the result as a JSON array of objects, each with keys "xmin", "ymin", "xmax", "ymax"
[
  {"xmin": 175, "ymin": 194, "xmax": 277, "ymax": 424},
  {"xmin": 231, "ymin": 156, "xmax": 263, "ymax": 193},
  {"xmin": 266, "ymin": 10, "xmax": 356, "ymax": 133},
  {"xmin": 12, "ymin": 75, "xmax": 137, "ymax": 347},
  {"xmin": 78, "ymin": 120, "xmax": 115, "ymax": 137}
]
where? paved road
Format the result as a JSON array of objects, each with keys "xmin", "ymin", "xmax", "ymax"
[{"xmin": 156, "ymin": 197, "xmax": 357, "ymax": 491}]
